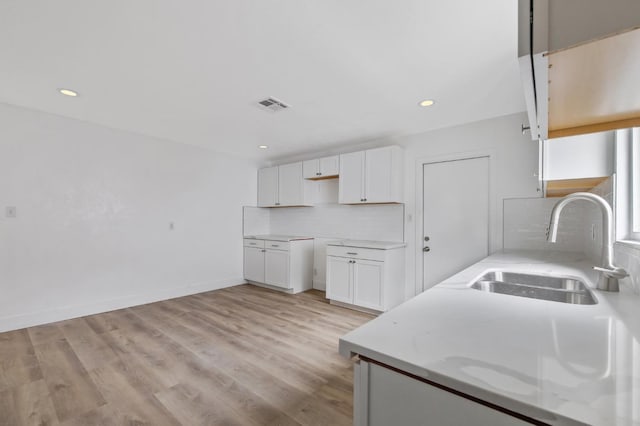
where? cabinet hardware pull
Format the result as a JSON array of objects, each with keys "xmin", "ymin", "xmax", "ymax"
[
  {"xmin": 261, "ymin": 249, "xmax": 266, "ymax": 252},
  {"xmin": 347, "ymin": 252, "xmax": 358, "ymax": 255},
  {"xmin": 272, "ymin": 245, "xmax": 279, "ymax": 247}
]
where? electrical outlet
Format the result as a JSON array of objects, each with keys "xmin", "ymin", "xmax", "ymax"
[{"xmin": 5, "ymin": 206, "xmax": 16, "ymax": 218}]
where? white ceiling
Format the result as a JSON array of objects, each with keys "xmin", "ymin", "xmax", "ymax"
[{"xmin": 0, "ymin": 0, "xmax": 525, "ymax": 160}]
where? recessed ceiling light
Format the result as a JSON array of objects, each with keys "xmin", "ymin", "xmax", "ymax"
[
  {"xmin": 58, "ymin": 88, "xmax": 78, "ymax": 97},
  {"xmin": 258, "ymin": 145, "xmax": 268, "ymax": 149},
  {"xmin": 419, "ymin": 99, "xmax": 435, "ymax": 107}
]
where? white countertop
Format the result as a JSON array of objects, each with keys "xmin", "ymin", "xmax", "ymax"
[
  {"xmin": 339, "ymin": 250, "xmax": 640, "ymax": 426},
  {"xmin": 243, "ymin": 234, "xmax": 313, "ymax": 242},
  {"xmin": 327, "ymin": 239, "xmax": 406, "ymax": 250}
]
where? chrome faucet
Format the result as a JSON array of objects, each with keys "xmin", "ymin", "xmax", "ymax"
[{"xmin": 547, "ymin": 192, "xmax": 628, "ymax": 292}]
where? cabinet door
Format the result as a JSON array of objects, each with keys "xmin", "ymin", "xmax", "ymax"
[
  {"xmin": 303, "ymin": 159, "xmax": 319, "ymax": 179},
  {"xmin": 364, "ymin": 146, "xmax": 394, "ymax": 203},
  {"xmin": 339, "ymin": 151, "xmax": 365, "ymax": 204},
  {"xmin": 365, "ymin": 362, "xmax": 533, "ymax": 426},
  {"xmin": 327, "ymin": 256, "xmax": 353, "ymax": 303},
  {"xmin": 278, "ymin": 162, "xmax": 304, "ymax": 206},
  {"xmin": 244, "ymin": 247, "xmax": 265, "ymax": 283},
  {"xmin": 319, "ymin": 155, "xmax": 340, "ymax": 177},
  {"xmin": 265, "ymin": 249, "xmax": 290, "ymax": 288},
  {"xmin": 257, "ymin": 166, "xmax": 278, "ymax": 207},
  {"xmin": 353, "ymin": 260, "xmax": 384, "ymax": 311}
]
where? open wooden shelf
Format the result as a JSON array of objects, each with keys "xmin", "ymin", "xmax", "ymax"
[
  {"xmin": 547, "ymin": 27, "xmax": 640, "ymax": 139},
  {"xmin": 545, "ymin": 177, "xmax": 609, "ymax": 197}
]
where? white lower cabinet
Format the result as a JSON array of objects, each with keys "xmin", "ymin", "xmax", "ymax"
[
  {"xmin": 327, "ymin": 256, "xmax": 353, "ymax": 303},
  {"xmin": 355, "ymin": 360, "xmax": 535, "ymax": 426},
  {"xmin": 264, "ymin": 249, "xmax": 289, "ymax": 288},
  {"xmin": 243, "ymin": 246, "xmax": 265, "ymax": 283},
  {"xmin": 243, "ymin": 238, "xmax": 313, "ymax": 294},
  {"xmin": 326, "ymin": 244, "xmax": 404, "ymax": 312},
  {"xmin": 353, "ymin": 260, "xmax": 384, "ymax": 310}
]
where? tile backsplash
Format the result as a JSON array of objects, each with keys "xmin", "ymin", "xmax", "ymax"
[
  {"xmin": 503, "ymin": 176, "xmax": 639, "ymax": 294},
  {"xmin": 503, "ymin": 197, "xmax": 584, "ymax": 252},
  {"xmin": 267, "ymin": 203, "xmax": 404, "ymax": 242}
]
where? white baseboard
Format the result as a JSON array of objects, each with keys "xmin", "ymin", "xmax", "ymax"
[
  {"xmin": 0, "ymin": 277, "xmax": 245, "ymax": 333},
  {"xmin": 313, "ymin": 280, "xmax": 326, "ymax": 291}
]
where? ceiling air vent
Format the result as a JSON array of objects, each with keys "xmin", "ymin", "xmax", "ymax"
[{"xmin": 257, "ymin": 97, "xmax": 290, "ymax": 112}]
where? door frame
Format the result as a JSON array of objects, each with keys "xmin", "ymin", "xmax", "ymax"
[{"xmin": 414, "ymin": 149, "xmax": 497, "ymax": 295}]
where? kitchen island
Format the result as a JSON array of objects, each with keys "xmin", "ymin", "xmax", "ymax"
[{"xmin": 340, "ymin": 250, "xmax": 640, "ymax": 426}]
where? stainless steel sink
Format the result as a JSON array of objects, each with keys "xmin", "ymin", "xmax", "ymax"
[{"xmin": 471, "ymin": 271, "xmax": 597, "ymax": 305}]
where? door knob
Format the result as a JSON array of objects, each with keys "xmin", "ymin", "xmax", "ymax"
[{"xmin": 423, "ymin": 246, "xmax": 431, "ymax": 252}]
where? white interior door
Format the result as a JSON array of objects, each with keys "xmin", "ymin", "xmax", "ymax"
[{"xmin": 422, "ymin": 157, "xmax": 489, "ymax": 290}]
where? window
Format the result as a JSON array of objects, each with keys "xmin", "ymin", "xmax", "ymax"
[{"xmin": 615, "ymin": 127, "xmax": 640, "ymax": 242}]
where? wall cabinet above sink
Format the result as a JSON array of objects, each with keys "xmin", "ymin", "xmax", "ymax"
[{"xmin": 519, "ymin": 0, "xmax": 640, "ymax": 140}]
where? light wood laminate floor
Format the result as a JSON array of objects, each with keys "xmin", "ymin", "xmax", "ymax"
[{"xmin": 0, "ymin": 285, "xmax": 373, "ymax": 426}]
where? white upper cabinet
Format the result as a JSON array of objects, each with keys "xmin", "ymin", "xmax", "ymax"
[
  {"xmin": 279, "ymin": 162, "xmax": 312, "ymax": 206},
  {"xmin": 319, "ymin": 156, "xmax": 340, "ymax": 177},
  {"xmin": 258, "ymin": 162, "xmax": 315, "ymax": 207},
  {"xmin": 257, "ymin": 166, "xmax": 278, "ymax": 207},
  {"xmin": 303, "ymin": 155, "xmax": 340, "ymax": 179},
  {"xmin": 338, "ymin": 151, "xmax": 365, "ymax": 203},
  {"xmin": 339, "ymin": 146, "xmax": 403, "ymax": 204}
]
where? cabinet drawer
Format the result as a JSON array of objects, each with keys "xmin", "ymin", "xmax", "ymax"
[
  {"xmin": 265, "ymin": 240, "xmax": 289, "ymax": 251},
  {"xmin": 244, "ymin": 239, "xmax": 265, "ymax": 248},
  {"xmin": 327, "ymin": 246, "xmax": 386, "ymax": 262}
]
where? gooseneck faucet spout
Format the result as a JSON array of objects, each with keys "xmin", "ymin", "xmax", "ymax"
[{"xmin": 547, "ymin": 192, "xmax": 627, "ymax": 292}]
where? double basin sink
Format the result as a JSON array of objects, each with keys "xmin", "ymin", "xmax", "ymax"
[{"xmin": 471, "ymin": 271, "xmax": 597, "ymax": 305}]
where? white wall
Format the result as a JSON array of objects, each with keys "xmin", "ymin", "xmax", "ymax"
[
  {"xmin": 398, "ymin": 112, "xmax": 540, "ymax": 296},
  {"xmin": 0, "ymin": 103, "xmax": 257, "ymax": 332}
]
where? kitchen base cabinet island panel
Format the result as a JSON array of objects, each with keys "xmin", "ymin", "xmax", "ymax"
[
  {"xmin": 243, "ymin": 236, "xmax": 313, "ymax": 294},
  {"xmin": 340, "ymin": 251, "xmax": 640, "ymax": 426},
  {"xmin": 355, "ymin": 359, "xmax": 538, "ymax": 426}
]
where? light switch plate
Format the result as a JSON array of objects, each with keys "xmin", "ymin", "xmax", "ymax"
[{"xmin": 5, "ymin": 206, "xmax": 16, "ymax": 218}]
